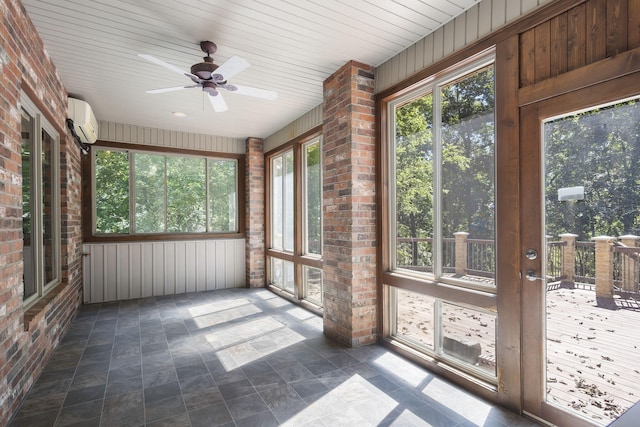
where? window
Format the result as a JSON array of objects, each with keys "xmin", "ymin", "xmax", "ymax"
[
  {"xmin": 303, "ymin": 140, "xmax": 322, "ymax": 256},
  {"xmin": 267, "ymin": 133, "xmax": 323, "ymax": 308},
  {"xmin": 390, "ymin": 57, "xmax": 496, "ymax": 288},
  {"xmin": 21, "ymin": 94, "xmax": 61, "ymax": 305},
  {"xmin": 385, "ymin": 53, "xmax": 497, "ymax": 381},
  {"xmin": 270, "ymin": 150, "xmax": 294, "ymax": 251},
  {"xmin": 93, "ymin": 147, "xmax": 238, "ymax": 235}
]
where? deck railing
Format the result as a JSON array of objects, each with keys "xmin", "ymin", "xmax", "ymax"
[{"xmin": 397, "ymin": 233, "xmax": 640, "ymax": 302}]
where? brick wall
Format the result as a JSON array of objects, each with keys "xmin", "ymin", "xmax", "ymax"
[
  {"xmin": 246, "ymin": 137, "xmax": 265, "ymax": 287},
  {"xmin": 322, "ymin": 61, "xmax": 377, "ymax": 346},
  {"xmin": 0, "ymin": 0, "xmax": 83, "ymax": 424}
]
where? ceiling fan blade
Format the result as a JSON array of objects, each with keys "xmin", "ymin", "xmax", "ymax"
[
  {"xmin": 145, "ymin": 85, "xmax": 198, "ymax": 94},
  {"xmin": 226, "ymin": 84, "xmax": 278, "ymax": 100},
  {"xmin": 211, "ymin": 55, "xmax": 250, "ymax": 81},
  {"xmin": 208, "ymin": 92, "xmax": 228, "ymax": 112},
  {"xmin": 138, "ymin": 53, "xmax": 189, "ymax": 77}
]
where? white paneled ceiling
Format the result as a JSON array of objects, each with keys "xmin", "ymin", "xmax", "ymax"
[{"xmin": 22, "ymin": 0, "xmax": 479, "ymax": 139}]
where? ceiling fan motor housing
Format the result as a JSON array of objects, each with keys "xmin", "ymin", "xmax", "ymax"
[
  {"xmin": 191, "ymin": 41, "xmax": 219, "ymax": 80},
  {"xmin": 191, "ymin": 60, "xmax": 219, "ymax": 80}
]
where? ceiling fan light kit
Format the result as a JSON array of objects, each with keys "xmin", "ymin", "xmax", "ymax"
[{"xmin": 139, "ymin": 41, "xmax": 277, "ymax": 112}]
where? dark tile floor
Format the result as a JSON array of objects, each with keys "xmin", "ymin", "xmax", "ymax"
[{"xmin": 9, "ymin": 288, "xmax": 540, "ymax": 427}]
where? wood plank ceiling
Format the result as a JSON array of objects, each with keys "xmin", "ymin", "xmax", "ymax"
[{"xmin": 21, "ymin": 0, "xmax": 479, "ymax": 139}]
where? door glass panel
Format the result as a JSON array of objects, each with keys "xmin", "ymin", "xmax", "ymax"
[
  {"xmin": 543, "ymin": 99, "xmax": 640, "ymax": 424},
  {"xmin": 440, "ymin": 66, "xmax": 495, "ymax": 287}
]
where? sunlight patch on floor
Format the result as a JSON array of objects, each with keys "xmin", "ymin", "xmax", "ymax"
[
  {"xmin": 421, "ymin": 377, "xmax": 491, "ymax": 425},
  {"xmin": 373, "ymin": 352, "xmax": 431, "ymax": 387},
  {"xmin": 286, "ymin": 307, "xmax": 316, "ymax": 320},
  {"xmin": 188, "ymin": 297, "xmax": 255, "ymax": 317},
  {"xmin": 281, "ymin": 374, "xmax": 399, "ymax": 426},
  {"xmin": 213, "ymin": 317, "xmax": 305, "ymax": 370}
]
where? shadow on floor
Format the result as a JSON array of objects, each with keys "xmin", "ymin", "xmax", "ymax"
[{"xmin": 9, "ymin": 288, "xmax": 539, "ymax": 427}]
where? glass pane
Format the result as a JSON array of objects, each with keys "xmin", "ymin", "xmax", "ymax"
[
  {"xmin": 167, "ymin": 156, "xmax": 206, "ymax": 232},
  {"xmin": 440, "ymin": 65, "xmax": 495, "ymax": 286},
  {"xmin": 134, "ymin": 153, "xmax": 165, "ymax": 233},
  {"xmin": 41, "ymin": 129, "xmax": 57, "ymax": 285},
  {"xmin": 304, "ymin": 141, "xmax": 321, "ymax": 255},
  {"xmin": 270, "ymin": 257, "xmax": 294, "ymax": 294},
  {"xmin": 394, "ymin": 93, "xmax": 434, "ymax": 273},
  {"xmin": 393, "ymin": 288, "xmax": 435, "ymax": 351},
  {"xmin": 270, "ymin": 257, "xmax": 283, "ymax": 288},
  {"xmin": 543, "ymin": 99, "xmax": 640, "ymax": 424},
  {"xmin": 284, "ymin": 152, "xmax": 294, "ymax": 252},
  {"xmin": 271, "ymin": 156, "xmax": 283, "ymax": 249},
  {"xmin": 283, "ymin": 260, "xmax": 294, "ymax": 294},
  {"xmin": 95, "ymin": 149, "xmax": 129, "ymax": 234},
  {"xmin": 208, "ymin": 159, "xmax": 237, "ymax": 232},
  {"xmin": 441, "ymin": 302, "xmax": 496, "ymax": 377},
  {"xmin": 21, "ymin": 110, "xmax": 36, "ymax": 300},
  {"xmin": 303, "ymin": 266, "xmax": 322, "ymax": 306}
]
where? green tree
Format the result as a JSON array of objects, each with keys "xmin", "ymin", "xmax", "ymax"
[
  {"xmin": 545, "ymin": 100, "xmax": 640, "ymax": 240},
  {"xmin": 95, "ymin": 149, "xmax": 129, "ymax": 234},
  {"xmin": 208, "ymin": 159, "xmax": 237, "ymax": 232},
  {"xmin": 440, "ymin": 66, "xmax": 495, "ymax": 239},
  {"xmin": 167, "ymin": 156, "xmax": 206, "ymax": 232}
]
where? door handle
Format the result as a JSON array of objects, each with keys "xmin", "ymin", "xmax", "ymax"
[{"xmin": 525, "ymin": 269, "xmax": 545, "ymax": 282}]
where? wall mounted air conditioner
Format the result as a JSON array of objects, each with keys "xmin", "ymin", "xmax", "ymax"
[{"xmin": 67, "ymin": 98, "xmax": 98, "ymax": 144}]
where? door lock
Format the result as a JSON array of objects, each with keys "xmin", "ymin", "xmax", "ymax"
[{"xmin": 525, "ymin": 269, "xmax": 545, "ymax": 282}]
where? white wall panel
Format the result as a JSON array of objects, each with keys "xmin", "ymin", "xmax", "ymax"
[
  {"xmin": 264, "ymin": 105, "xmax": 322, "ymax": 152},
  {"xmin": 83, "ymin": 239, "xmax": 246, "ymax": 303},
  {"xmin": 98, "ymin": 121, "xmax": 246, "ymax": 154},
  {"xmin": 117, "ymin": 245, "xmax": 130, "ymax": 300}
]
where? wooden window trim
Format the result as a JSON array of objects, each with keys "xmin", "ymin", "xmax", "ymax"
[{"xmin": 82, "ymin": 140, "xmax": 246, "ymax": 242}]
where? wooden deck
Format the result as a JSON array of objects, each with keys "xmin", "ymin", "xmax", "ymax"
[
  {"xmin": 546, "ymin": 288, "xmax": 640, "ymax": 423},
  {"xmin": 395, "ymin": 287, "xmax": 640, "ymax": 424}
]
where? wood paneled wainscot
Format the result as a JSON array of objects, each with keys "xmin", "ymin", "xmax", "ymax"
[{"xmin": 83, "ymin": 240, "xmax": 246, "ymax": 303}]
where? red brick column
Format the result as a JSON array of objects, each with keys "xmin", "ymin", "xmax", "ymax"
[
  {"xmin": 322, "ymin": 61, "xmax": 376, "ymax": 347},
  {"xmin": 245, "ymin": 137, "xmax": 265, "ymax": 287}
]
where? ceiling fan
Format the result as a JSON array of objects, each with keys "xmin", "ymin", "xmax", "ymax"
[{"xmin": 138, "ymin": 41, "xmax": 277, "ymax": 112}]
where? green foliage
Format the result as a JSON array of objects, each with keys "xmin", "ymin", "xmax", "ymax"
[
  {"xmin": 167, "ymin": 156, "xmax": 206, "ymax": 232},
  {"xmin": 305, "ymin": 142, "xmax": 322, "ymax": 254},
  {"xmin": 545, "ymin": 100, "xmax": 640, "ymax": 240},
  {"xmin": 95, "ymin": 148, "xmax": 237, "ymax": 234},
  {"xmin": 441, "ymin": 67, "xmax": 495, "ymax": 239},
  {"xmin": 394, "ymin": 66, "xmax": 496, "ymax": 249},
  {"xmin": 208, "ymin": 160, "xmax": 237, "ymax": 232},
  {"xmin": 395, "ymin": 94, "xmax": 434, "ymax": 242},
  {"xmin": 95, "ymin": 150, "xmax": 129, "ymax": 234},
  {"xmin": 134, "ymin": 153, "xmax": 165, "ymax": 233}
]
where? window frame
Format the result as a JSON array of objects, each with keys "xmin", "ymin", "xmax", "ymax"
[
  {"xmin": 21, "ymin": 93, "xmax": 61, "ymax": 307},
  {"xmin": 387, "ymin": 51, "xmax": 496, "ymax": 292},
  {"xmin": 380, "ymin": 49, "xmax": 500, "ymax": 385},
  {"xmin": 83, "ymin": 140, "xmax": 245, "ymax": 242},
  {"xmin": 265, "ymin": 127, "xmax": 324, "ymax": 310},
  {"xmin": 302, "ymin": 137, "xmax": 322, "ymax": 258}
]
